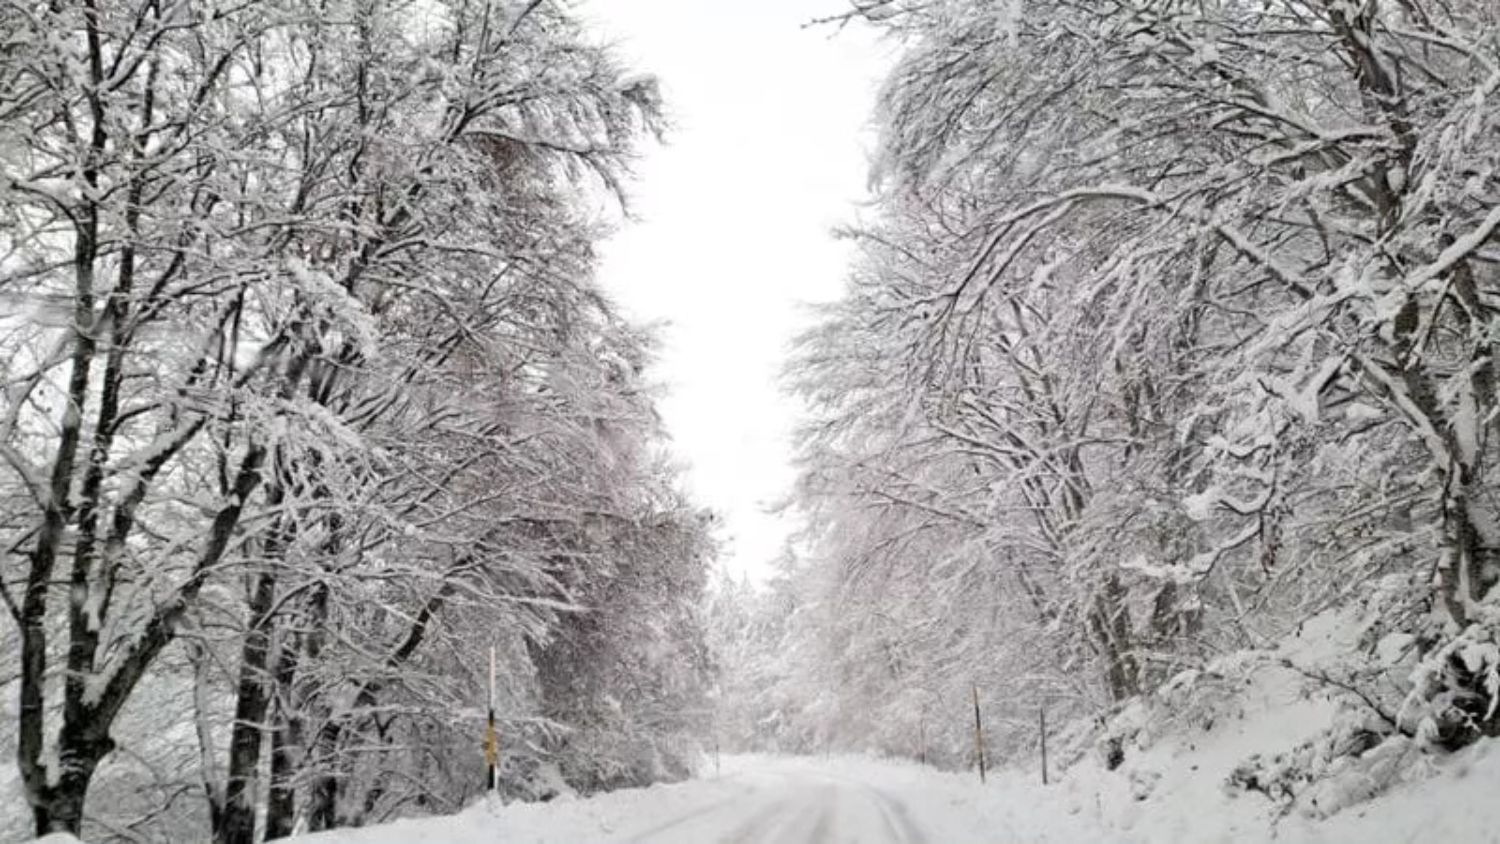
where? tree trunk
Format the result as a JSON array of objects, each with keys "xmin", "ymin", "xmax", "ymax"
[
  {"xmin": 305, "ymin": 744, "xmax": 344, "ymax": 833},
  {"xmin": 1438, "ymin": 473, "xmax": 1489, "ymax": 628},
  {"xmin": 265, "ymin": 626, "xmax": 304, "ymax": 840},
  {"xmin": 1091, "ymin": 574, "xmax": 1139, "ymax": 701},
  {"xmin": 305, "ymin": 578, "xmax": 451, "ymax": 831},
  {"xmin": 25, "ymin": 442, "xmax": 267, "ymax": 837},
  {"xmin": 219, "ymin": 570, "xmax": 279, "ymax": 844},
  {"xmin": 29, "ymin": 726, "xmax": 114, "ymax": 837},
  {"xmin": 303, "ymin": 582, "xmax": 342, "ymax": 833}
]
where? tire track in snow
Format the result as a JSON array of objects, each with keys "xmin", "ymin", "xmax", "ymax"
[
  {"xmin": 867, "ymin": 786, "xmax": 928, "ymax": 844},
  {"xmin": 618, "ymin": 765, "xmax": 932, "ymax": 843},
  {"xmin": 621, "ymin": 784, "xmax": 756, "ymax": 843},
  {"xmin": 773, "ymin": 764, "xmax": 930, "ymax": 844},
  {"xmin": 722, "ymin": 788, "xmax": 829, "ymax": 844},
  {"xmin": 721, "ymin": 795, "xmax": 797, "ymax": 844}
]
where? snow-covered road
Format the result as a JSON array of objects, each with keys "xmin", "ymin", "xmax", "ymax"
[
  {"xmin": 299, "ymin": 756, "xmax": 982, "ymax": 844},
  {"xmin": 295, "ymin": 740, "xmax": 1500, "ymax": 843},
  {"xmin": 616, "ymin": 763, "xmax": 929, "ymax": 843}
]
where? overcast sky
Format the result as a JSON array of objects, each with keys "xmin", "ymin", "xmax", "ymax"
[{"xmin": 577, "ymin": 2, "xmax": 892, "ymax": 581}]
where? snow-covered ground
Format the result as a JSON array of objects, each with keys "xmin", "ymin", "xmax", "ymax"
[
  {"xmin": 295, "ymin": 613, "xmax": 1500, "ymax": 844},
  {"xmin": 290, "ymin": 740, "xmax": 1500, "ymax": 844},
  {"xmin": 297, "ymin": 756, "xmax": 949, "ymax": 844},
  {"xmin": 29, "ymin": 613, "xmax": 1500, "ymax": 844}
]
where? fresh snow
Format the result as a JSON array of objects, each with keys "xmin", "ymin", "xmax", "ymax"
[
  {"xmin": 290, "ymin": 741, "xmax": 1500, "ymax": 844},
  {"xmin": 288, "ymin": 611, "xmax": 1500, "ymax": 844}
]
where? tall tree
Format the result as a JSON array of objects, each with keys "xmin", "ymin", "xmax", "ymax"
[
  {"xmin": 780, "ymin": 0, "xmax": 1500, "ymax": 761},
  {"xmin": 0, "ymin": 0, "xmax": 711, "ymax": 839}
]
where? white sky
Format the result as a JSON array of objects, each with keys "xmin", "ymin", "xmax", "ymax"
[{"xmin": 578, "ymin": 1, "xmax": 892, "ymax": 581}]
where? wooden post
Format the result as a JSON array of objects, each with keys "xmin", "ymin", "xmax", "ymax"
[
  {"xmin": 972, "ymin": 684, "xmax": 986, "ymax": 784},
  {"xmin": 1039, "ymin": 708, "xmax": 1049, "ymax": 785},
  {"xmin": 919, "ymin": 704, "xmax": 927, "ymax": 766},
  {"xmin": 486, "ymin": 646, "xmax": 498, "ymax": 793}
]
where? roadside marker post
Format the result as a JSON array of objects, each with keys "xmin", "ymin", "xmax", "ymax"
[
  {"xmin": 972, "ymin": 684, "xmax": 987, "ymax": 784},
  {"xmin": 919, "ymin": 704, "xmax": 927, "ymax": 766},
  {"xmin": 1039, "ymin": 708, "xmax": 1049, "ymax": 786},
  {"xmin": 486, "ymin": 646, "xmax": 499, "ymax": 794}
]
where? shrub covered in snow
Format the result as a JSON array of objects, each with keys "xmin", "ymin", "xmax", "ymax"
[
  {"xmin": 1402, "ymin": 611, "xmax": 1500, "ymax": 750},
  {"xmin": 1224, "ymin": 707, "xmax": 1410, "ymax": 818}
]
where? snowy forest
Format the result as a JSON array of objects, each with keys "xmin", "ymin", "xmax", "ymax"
[
  {"xmin": 0, "ymin": 0, "xmax": 712, "ymax": 840},
  {"xmin": 6, "ymin": 0, "xmax": 1500, "ymax": 841},
  {"xmin": 715, "ymin": 0, "xmax": 1500, "ymax": 825}
]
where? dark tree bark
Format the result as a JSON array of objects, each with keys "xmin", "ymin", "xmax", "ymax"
[{"xmin": 27, "ymin": 444, "xmax": 266, "ymax": 835}]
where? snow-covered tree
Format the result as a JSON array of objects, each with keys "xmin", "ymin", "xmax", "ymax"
[
  {"xmin": 0, "ymin": 1, "xmax": 711, "ymax": 839},
  {"xmin": 778, "ymin": 0, "xmax": 1500, "ymax": 767}
]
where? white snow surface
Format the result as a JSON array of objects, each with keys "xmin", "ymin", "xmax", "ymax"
[
  {"xmin": 291, "ymin": 742, "xmax": 1500, "ymax": 844},
  {"xmin": 25, "ymin": 617, "xmax": 1500, "ymax": 844}
]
